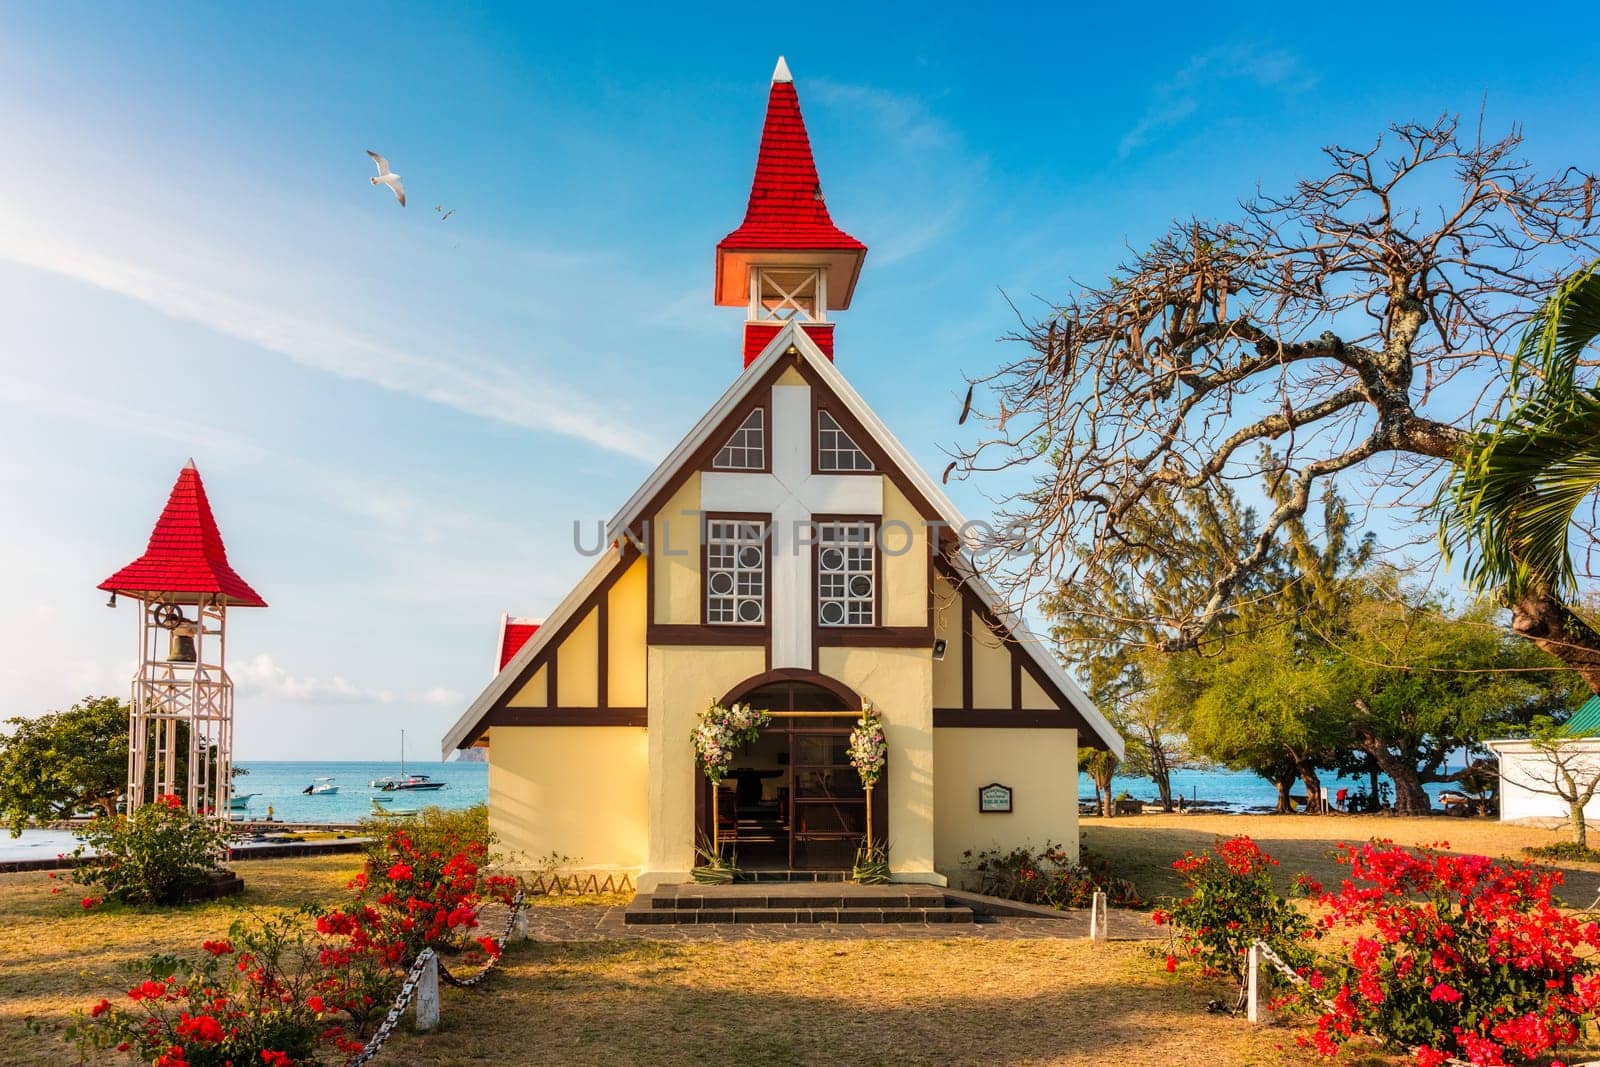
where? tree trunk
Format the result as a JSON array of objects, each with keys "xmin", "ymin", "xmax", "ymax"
[
  {"xmin": 1374, "ymin": 753, "xmax": 1432, "ymax": 814},
  {"xmin": 1152, "ymin": 758, "xmax": 1174, "ymax": 812},
  {"xmin": 1512, "ymin": 591, "xmax": 1600, "ymax": 694},
  {"xmin": 1368, "ymin": 766, "xmax": 1380, "ymax": 809},
  {"xmin": 1571, "ymin": 800, "xmax": 1589, "ymax": 850},
  {"xmin": 1298, "ymin": 763, "xmax": 1324, "ymax": 814},
  {"xmin": 1274, "ymin": 775, "xmax": 1294, "ymax": 814}
]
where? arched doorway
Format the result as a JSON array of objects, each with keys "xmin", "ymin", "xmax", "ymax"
[{"xmin": 698, "ymin": 670, "xmax": 887, "ymax": 871}]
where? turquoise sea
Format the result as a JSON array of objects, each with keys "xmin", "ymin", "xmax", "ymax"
[{"xmin": 228, "ymin": 760, "xmax": 487, "ymax": 823}]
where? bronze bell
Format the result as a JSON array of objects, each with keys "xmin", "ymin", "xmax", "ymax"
[{"xmin": 166, "ymin": 620, "xmax": 199, "ymax": 663}]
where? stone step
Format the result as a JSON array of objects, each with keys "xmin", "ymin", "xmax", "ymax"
[
  {"xmin": 650, "ymin": 888, "xmax": 947, "ymax": 911},
  {"xmin": 624, "ymin": 901, "xmax": 975, "ymax": 925}
]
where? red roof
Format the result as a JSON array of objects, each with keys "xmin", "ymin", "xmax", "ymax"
[
  {"xmin": 718, "ymin": 64, "xmax": 865, "ymax": 257},
  {"xmin": 499, "ymin": 618, "xmax": 541, "ymax": 671},
  {"xmin": 98, "ymin": 462, "xmax": 267, "ymax": 607}
]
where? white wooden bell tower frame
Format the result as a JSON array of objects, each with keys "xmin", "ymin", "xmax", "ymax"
[{"xmin": 124, "ymin": 594, "xmax": 236, "ymax": 820}]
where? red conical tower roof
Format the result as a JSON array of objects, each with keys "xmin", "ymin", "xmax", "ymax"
[
  {"xmin": 98, "ymin": 461, "xmax": 267, "ymax": 607},
  {"xmin": 715, "ymin": 57, "xmax": 867, "ymax": 309}
]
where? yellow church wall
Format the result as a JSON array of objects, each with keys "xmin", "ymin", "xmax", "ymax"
[
  {"xmin": 1020, "ymin": 669, "xmax": 1054, "ymax": 711},
  {"xmin": 487, "ymin": 725, "xmax": 648, "ymax": 874},
  {"xmin": 507, "ymin": 664, "xmax": 548, "ymax": 708},
  {"xmin": 931, "ymin": 574, "xmax": 964, "ymax": 707},
  {"xmin": 775, "ymin": 365, "xmax": 806, "ymax": 386},
  {"xmin": 933, "ymin": 727, "xmax": 1079, "ymax": 876},
  {"xmin": 641, "ymin": 644, "xmax": 767, "ymax": 889},
  {"xmin": 970, "ymin": 618, "xmax": 1012, "ymax": 708},
  {"xmin": 880, "ymin": 480, "xmax": 928, "ymax": 629},
  {"xmin": 608, "ymin": 557, "xmax": 648, "ymax": 706},
  {"xmin": 818, "ymin": 645, "xmax": 940, "ymax": 884},
  {"xmin": 653, "ymin": 473, "xmax": 702, "ymax": 625},
  {"xmin": 555, "ymin": 606, "xmax": 599, "ymax": 707}
]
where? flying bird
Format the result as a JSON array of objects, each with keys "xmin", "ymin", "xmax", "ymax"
[
  {"xmin": 366, "ymin": 150, "xmax": 405, "ymax": 207},
  {"xmin": 435, "ymin": 205, "xmax": 455, "ymax": 221}
]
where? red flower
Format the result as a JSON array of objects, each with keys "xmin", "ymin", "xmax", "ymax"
[
  {"xmin": 176, "ymin": 1013, "xmax": 225, "ymax": 1043},
  {"xmin": 89, "ymin": 998, "xmax": 111, "ymax": 1017},
  {"xmin": 1428, "ymin": 982, "xmax": 1462, "ymax": 1004},
  {"xmin": 201, "ymin": 939, "xmax": 234, "ymax": 956},
  {"xmin": 306, "ymin": 995, "xmax": 326, "ymax": 1014},
  {"xmin": 260, "ymin": 1052, "xmax": 293, "ymax": 1067},
  {"xmin": 1165, "ymin": 954, "xmax": 1177, "ymax": 974},
  {"xmin": 80, "ymin": 896, "xmax": 99, "ymax": 909},
  {"xmin": 386, "ymin": 862, "xmax": 413, "ymax": 882}
]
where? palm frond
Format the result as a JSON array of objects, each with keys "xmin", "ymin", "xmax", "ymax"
[{"xmin": 1509, "ymin": 259, "xmax": 1600, "ymax": 396}]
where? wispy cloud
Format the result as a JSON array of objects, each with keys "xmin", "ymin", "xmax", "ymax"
[
  {"xmin": 0, "ymin": 209, "xmax": 664, "ymax": 464},
  {"xmin": 1118, "ymin": 47, "xmax": 1318, "ymax": 158},
  {"xmin": 234, "ymin": 652, "xmax": 460, "ymax": 707},
  {"xmin": 809, "ymin": 80, "xmax": 986, "ymax": 268}
]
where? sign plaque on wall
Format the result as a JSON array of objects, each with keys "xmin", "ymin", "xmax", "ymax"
[{"xmin": 978, "ymin": 782, "xmax": 1013, "ymax": 813}]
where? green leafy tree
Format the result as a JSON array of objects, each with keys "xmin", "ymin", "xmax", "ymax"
[
  {"xmin": 0, "ymin": 696, "xmax": 128, "ymax": 835},
  {"xmin": 1445, "ymin": 259, "xmax": 1600, "ymax": 691},
  {"xmin": 1078, "ymin": 746, "xmax": 1120, "ymax": 817}
]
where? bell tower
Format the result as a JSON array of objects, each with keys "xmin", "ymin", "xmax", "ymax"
[
  {"xmin": 99, "ymin": 461, "xmax": 266, "ymax": 819},
  {"xmin": 716, "ymin": 56, "xmax": 867, "ymax": 367}
]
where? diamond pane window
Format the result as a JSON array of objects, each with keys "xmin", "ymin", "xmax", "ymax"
[
  {"xmin": 817, "ymin": 410, "xmax": 873, "ymax": 472},
  {"xmin": 713, "ymin": 409, "xmax": 765, "ymax": 470},
  {"xmin": 706, "ymin": 519, "xmax": 767, "ymax": 625},
  {"xmin": 817, "ymin": 521, "xmax": 875, "ymax": 626},
  {"xmin": 754, "ymin": 268, "xmax": 821, "ymax": 322}
]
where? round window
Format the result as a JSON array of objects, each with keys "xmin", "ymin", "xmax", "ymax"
[
  {"xmin": 849, "ymin": 575, "xmax": 873, "ymax": 598},
  {"xmin": 820, "ymin": 601, "xmax": 845, "ymax": 625},
  {"xmin": 738, "ymin": 546, "xmax": 763, "ymax": 568},
  {"xmin": 708, "ymin": 572, "xmax": 734, "ymax": 595},
  {"xmin": 820, "ymin": 547, "xmax": 845, "ymax": 571},
  {"xmin": 737, "ymin": 599, "xmax": 762, "ymax": 623}
]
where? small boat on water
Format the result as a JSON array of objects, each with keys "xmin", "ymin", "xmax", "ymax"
[
  {"xmin": 371, "ymin": 730, "xmax": 448, "ymax": 792},
  {"xmin": 228, "ymin": 793, "xmax": 257, "ymax": 811},
  {"xmin": 303, "ymin": 777, "xmax": 339, "ymax": 795},
  {"xmin": 370, "ymin": 797, "xmax": 417, "ymax": 818}
]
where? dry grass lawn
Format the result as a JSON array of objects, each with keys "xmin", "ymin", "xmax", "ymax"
[
  {"xmin": 6, "ymin": 818, "xmax": 1600, "ymax": 1065},
  {"xmin": 1083, "ymin": 811, "xmax": 1600, "ymax": 902}
]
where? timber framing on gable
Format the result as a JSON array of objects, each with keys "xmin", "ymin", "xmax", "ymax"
[
  {"xmin": 931, "ymin": 554, "xmax": 1108, "ymax": 748},
  {"xmin": 467, "ymin": 543, "xmax": 647, "ymax": 743}
]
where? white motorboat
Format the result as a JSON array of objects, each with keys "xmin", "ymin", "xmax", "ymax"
[
  {"xmin": 373, "ymin": 730, "xmax": 448, "ymax": 792},
  {"xmin": 303, "ymin": 777, "xmax": 339, "ymax": 795},
  {"xmin": 228, "ymin": 793, "xmax": 257, "ymax": 811}
]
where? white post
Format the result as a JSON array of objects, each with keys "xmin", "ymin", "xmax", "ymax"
[
  {"xmin": 1090, "ymin": 890, "xmax": 1108, "ymax": 942},
  {"xmin": 414, "ymin": 951, "xmax": 440, "ymax": 1033},
  {"xmin": 513, "ymin": 906, "xmax": 529, "ymax": 942},
  {"xmin": 1246, "ymin": 942, "xmax": 1268, "ymax": 1024}
]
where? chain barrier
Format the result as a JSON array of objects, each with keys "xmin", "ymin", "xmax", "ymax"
[
  {"xmin": 344, "ymin": 889, "xmax": 528, "ymax": 1065},
  {"xmin": 345, "ymin": 947, "xmax": 436, "ymax": 1067},
  {"xmin": 440, "ymin": 889, "xmax": 526, "ymax": 989},
  {"xmin": 1249, "ymin": 940, "xmax": 1479, "ymax": 1067}
]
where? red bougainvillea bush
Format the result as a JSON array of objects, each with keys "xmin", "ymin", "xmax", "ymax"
[
  {"xmin": 70, "ymin": 806, "xmax": 518, "ymax": 1066},
  {"xmin": 1155, "ymin": 835, "xmax": 1315, "ymax": 981},
  {"xmin": 1298, "ymin": 841, "xmax": 1600, "ymax": 1066}
]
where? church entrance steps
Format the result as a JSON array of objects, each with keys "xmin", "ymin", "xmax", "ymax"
[{"xmin": 624, "ymin": 882, "xmax": 976, "ymax": 925}]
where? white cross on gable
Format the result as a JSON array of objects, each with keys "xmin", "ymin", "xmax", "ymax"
[{"xmin": 700, "ymin": 380, "xmax": 881, "ymax": 668}]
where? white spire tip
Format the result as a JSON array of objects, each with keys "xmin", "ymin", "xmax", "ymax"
[{"xmin": 772, "ymin": 56, "xmax": 792, "ymax": 83}]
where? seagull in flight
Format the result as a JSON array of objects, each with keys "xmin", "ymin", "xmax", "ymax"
[
  {"xmin": 366, "ymin": 150, "xmax": 405, "ymax": 207},
  {"xmin": 434, "ymin": 204, "xmax": 455, "ymax": 221}
]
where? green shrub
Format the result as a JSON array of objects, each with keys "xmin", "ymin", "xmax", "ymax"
[
  {"xmin": 357, "ymin": 803, "xmax": 490, "ymax": 865},
  {"xmin": 1522, "ymin": 840, "xmax": 1600, "ymax": 863},
  {"xmin": 1156, "ymin": 835, "xmax": 1313, "ymax": 980},
  {"xmin": 71, "ymin": 795, "xmax": 230, "ymax": 905},
  {"xmin": 960, "ymin": 840, "xmax": 1142, "ymax": 908}
]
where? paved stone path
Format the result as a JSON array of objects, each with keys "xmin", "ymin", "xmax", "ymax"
[{"xmin": 517, "ymin": 903, "xmax": 1163, "ymax": 942}]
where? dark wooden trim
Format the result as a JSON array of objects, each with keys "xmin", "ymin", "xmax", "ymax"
[
  {"xmin": 545, "ymin": 642, "xmax": 559, "ymax": 708},
  {"xmin": 486, "ymin": 707, "xmax": 647, "ymax": 728},
  {"xmin": 792, "ymin": 358, "xmax": 942, "ymax": 521},
  {"xmin": 596, "ymin": 594, "xmax": 609, "ymax": 710},
  {"xmin": 700, "ymin": 510, "xmax": 773, "ymax": 632},
  {"xmin": 815, "ymin": 625, "xmax": 933, "ymax": 648},
  {"xmin": 960, "ymin": 602, "xmax": 973, "ymax": 710},
  {"xmin": 1010, "ymin": 652, "xmax": 1022, "ymax": 712},
  {"xmin": 647, "ymin": 623, "xmax": 768, "ymax": 646},
  {"xmin": 934, "ymin": 709, "xmax": 1081, "ymax": 729},
  {"xmin": 705, "ymin": 389, "xmax": 773, "ymax": 474},
  {"xmin": 721, "ymin": 668, "xmax": 861, "ymax": 710},
  {"xmin": 633, "ymin": 358, "xmax": 796, "ymax": 531}
]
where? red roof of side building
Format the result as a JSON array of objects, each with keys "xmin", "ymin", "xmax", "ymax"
[
  {"xmin": 98, "ymin": 461, "xmax": 267, "ymax": 607},
  {"xmin": 715, "ymin": 58, "xmax": 866, "ymax": 308},
  {"xmin": 498, "ymin": 617, "xmax": 542, "ymax": 672}
]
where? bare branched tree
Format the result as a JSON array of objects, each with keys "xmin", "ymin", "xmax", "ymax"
[
  {"xmin": 955, "ymin": 116, "xmax": 1600, "ymax": 677},
  {"xmin": 1499, "ymin": 723, "xmax": 1600, "ymax": 849}
]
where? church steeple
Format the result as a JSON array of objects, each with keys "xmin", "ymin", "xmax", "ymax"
[{"xmin": 716, "ymin": 57, "xmax": 866, "ymax": 366}]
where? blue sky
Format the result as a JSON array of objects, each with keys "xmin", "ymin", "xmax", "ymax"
[{"xmin": 1, "ymin": 3, "xmax": 1597, "ymax": 758}]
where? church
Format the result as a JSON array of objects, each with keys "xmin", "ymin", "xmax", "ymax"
[{"xmin": 440, "ymin": 59, "xmax": 1122, "ymax": 889}]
